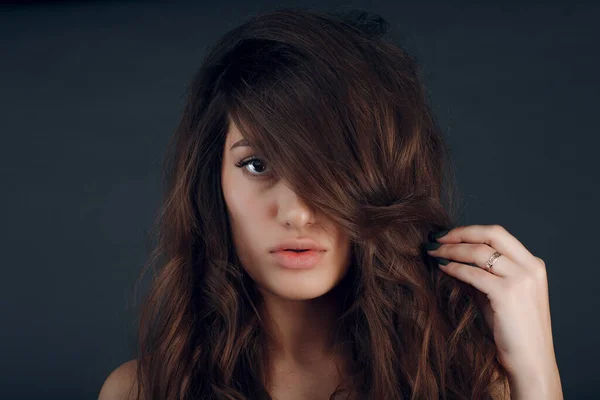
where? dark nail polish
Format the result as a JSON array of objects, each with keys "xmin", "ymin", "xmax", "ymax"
[
  {"xmin": 434, "ymin": 257, "xmax": 450, "ymax": 265},
  {"xmin": 431, "ymin": 229, "xmax": 450, "ymax": 241},
  {"xmin": 425, "ymin": 241, "xmax": 442, "ymax": 251}
]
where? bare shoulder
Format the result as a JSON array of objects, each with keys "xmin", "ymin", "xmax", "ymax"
[{"xmin": 98, "ymin": 359, "xmax": 139, "ymax": 400}]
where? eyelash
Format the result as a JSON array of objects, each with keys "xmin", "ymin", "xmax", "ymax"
[{"xmin": 234, "ymin": 156, "xmax": 273, "ymax": 179}]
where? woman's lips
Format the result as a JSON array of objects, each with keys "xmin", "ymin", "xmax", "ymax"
[{"xmin": 270, "ymin": 250, "xmax": 326, "ymax": 269}]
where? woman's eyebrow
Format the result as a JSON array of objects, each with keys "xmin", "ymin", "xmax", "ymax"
[{"xmin": 230, "ymin": 139, "xmax": 250, "ymax": 151}]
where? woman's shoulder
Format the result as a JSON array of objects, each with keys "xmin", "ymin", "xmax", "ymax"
[{"xmin": 98, "ymin": 359, "xmax": 139, "ymax": 400}]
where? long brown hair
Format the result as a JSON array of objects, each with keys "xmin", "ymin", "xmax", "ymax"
[{"xmin": 131, "ymin": 6, "xmax": 510, "ymax": 399}]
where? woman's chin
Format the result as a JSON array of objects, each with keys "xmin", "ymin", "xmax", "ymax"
[{"xmin": 260, "ymin": 280, "xmax": 339, "ymax": 301}]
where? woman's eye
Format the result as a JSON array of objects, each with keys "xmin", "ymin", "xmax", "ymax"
[{"xmin": 234, "ymin": 156, "xmax": 273, "ymax": 178}]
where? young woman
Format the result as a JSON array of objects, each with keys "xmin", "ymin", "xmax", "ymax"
[{"xmin": 99, "ymin": 7, "xmax": 562, "ymax": 400}]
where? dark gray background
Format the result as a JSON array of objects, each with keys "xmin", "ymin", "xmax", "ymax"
[{"xmin": 1, "ymin": 0, "xmax": 598, "ymax": 399}]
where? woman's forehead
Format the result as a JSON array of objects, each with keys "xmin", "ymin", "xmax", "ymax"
[{"xmin": 226, "ymin": 118, "xmax": 244, "ymax": 140}]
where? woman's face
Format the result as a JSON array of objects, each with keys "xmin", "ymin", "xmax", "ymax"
[{"xmin": 221, "ymin": 119, "xmax": 352, "ymax": 301}]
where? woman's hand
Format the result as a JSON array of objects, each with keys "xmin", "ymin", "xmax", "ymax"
[{"xmin": 425, "ymin": 224, "xmax": 563, "ymax": 399}]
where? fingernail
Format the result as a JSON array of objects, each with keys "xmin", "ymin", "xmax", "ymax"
[
  {"xmin": 429, "ymin": 229, "xmax": 450, "ymax": 242},
  {"xmin": 425, "ymin": 241, "xmax": 442, "ymax": 251},
  {"xmin": 434, "ymin": 257, "xmax": 450, "ymax": 265}
]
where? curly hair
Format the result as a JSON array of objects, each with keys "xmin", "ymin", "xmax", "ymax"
[{"xmin": 130, "ymin": 6, "xmax": 510, "ymax": 400}]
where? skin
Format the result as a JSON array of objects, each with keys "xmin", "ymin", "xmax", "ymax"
[
  {"xmin": 221, "ymin": 118, "xmax": 355, "ymax": 398},
  {"xmin": 427, "ymin": 225, "xmax": 563, "ymax": 399}
]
